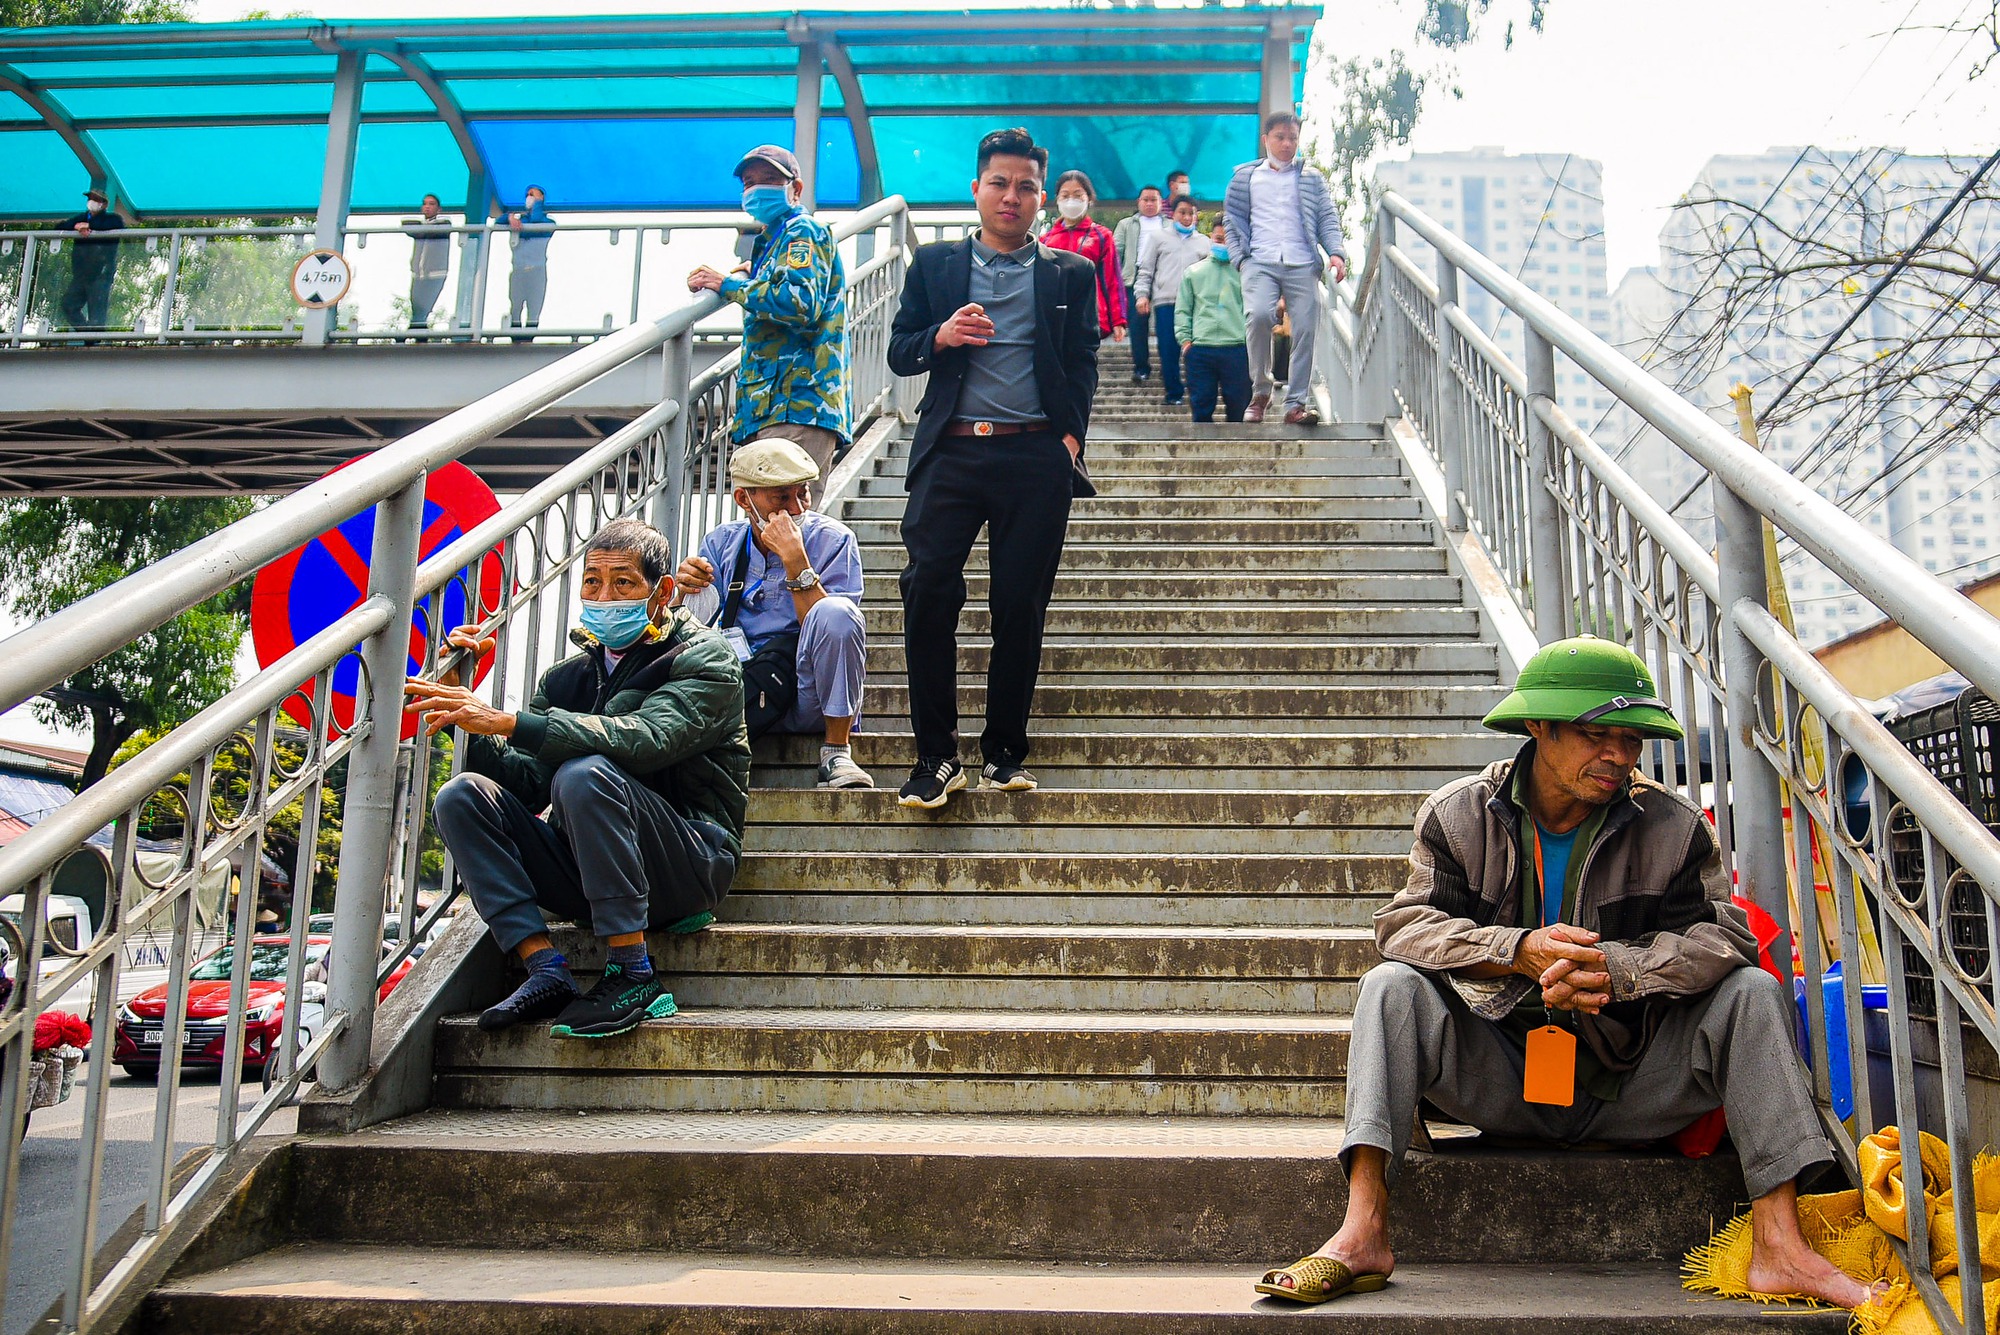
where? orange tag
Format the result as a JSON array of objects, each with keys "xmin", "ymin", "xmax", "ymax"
[{"xmin": 1523, "ymin": 1025, "xmax": 1577, "ymax": 1106}]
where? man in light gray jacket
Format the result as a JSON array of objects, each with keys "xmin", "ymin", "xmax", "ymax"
[
  {"xmin": 1113, "ymin": 184, "xmax": 1167, "ymax": 383},
  {"xmin": 1222, "ymin": 111, "xmax": 1347, "ymax": 425}
]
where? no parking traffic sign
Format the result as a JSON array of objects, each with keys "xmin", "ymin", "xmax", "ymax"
[
  {"xmin": 251, "ymin": 461, "xmax": 505, "ymax": 740},
  {"xmin": 290, "ymin": 250, "xmax": 353, "ymax": 308}
]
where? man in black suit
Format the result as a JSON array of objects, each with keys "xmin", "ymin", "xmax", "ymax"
[{"xmin": 887, "ymin": 127, "xmax": 1100, "ymax": 809}]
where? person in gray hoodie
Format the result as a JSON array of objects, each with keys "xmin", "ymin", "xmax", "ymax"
[{"xmin": 1133, "ymin": 194, "xmax": 1208, "ymax": 408}]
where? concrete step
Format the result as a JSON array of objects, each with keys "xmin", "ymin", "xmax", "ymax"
[
  {"xmin": 846, "ymin": 496, "xmax": 1427, "ymax": 522},
  {"xmin": 750, "ymin": 731, "xmax": 1511, "ymax": 791},
  {"xmin": 551, "ymin": 923, "xmax": 1376, "ymax": 1013},
  {"xmin": 838, "ymin": 683, "xmax": 1502, "ymax": 724},
  {"xmin": 860, "ymin": 605, "xmax": 1482, "ymax": 640},
  {"xmin": 741, "ymin": 789, "xmax": 1426, "ymax": 856},
  {"xmin": 857, "ymin": 473, "xmax": 1413, "ymax": 498},
  {"xmin": 856, "ymin": 572, "xmax": 1463, "ymax": 605},
  {"xmin": 881, "ymin": 435, "xmax": 1384, "ymax": 458},
  {"xmin": 855, "ymin": 542, "xmax": 1450, "ymax": 575},
  {"xmin": 847, "ymin": 518, "xmax": 1435, "ymax": 546},
  {"xmin": 726, "ymin": 850, "xmax": 1403, "ymax": 927},
  {"xmin": 175, "ymin": 1108, "xmax": 1783, "ymax": 1269},
  {"xmin": 870, "ymin": 456, "xmax": 1406, "ymax": 479},
  {"xmin": 151, "ymin": 1246, "xmax": 1830, "ymax": 1334},
  {"xmin": 431, "ymin": 1007, "xmax": 1352, "ymax": 1115},
  {"xmin": 846, "ymin": 641, "xmax": 1500, "ymax": 679}
]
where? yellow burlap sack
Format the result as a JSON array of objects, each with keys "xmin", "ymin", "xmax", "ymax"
[{"xmin": 1684, "ymin": 1128, "xmax": 2000, "ymax": 1335}]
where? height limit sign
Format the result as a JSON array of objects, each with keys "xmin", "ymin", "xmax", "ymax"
[{"xmin": 290, "ymin": 250, "xmax": 353, "ymax": 309}]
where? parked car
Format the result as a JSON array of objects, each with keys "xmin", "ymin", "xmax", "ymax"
[{"xmin": 111, "ymin": 934, "xmax": 411, "ymax": 1081}]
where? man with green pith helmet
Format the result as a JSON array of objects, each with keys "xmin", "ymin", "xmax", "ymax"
[{"xmin": 1257, "ymin": 636, "xmax": 1876, "ymax": 1312}]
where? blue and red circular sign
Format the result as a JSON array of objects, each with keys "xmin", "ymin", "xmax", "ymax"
[{"xmin": 252, "ymin": 461, "xmax": 505, "ymax": 739}]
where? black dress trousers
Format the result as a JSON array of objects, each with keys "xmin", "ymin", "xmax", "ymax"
[{"xmin": 898, "ymin": 429, "xmax": 1075, "ymax": 766}]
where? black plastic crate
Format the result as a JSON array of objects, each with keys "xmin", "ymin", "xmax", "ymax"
[{"xmin": 1886, "ymin": 688, "xmax": 2000, "ymax": 1013}]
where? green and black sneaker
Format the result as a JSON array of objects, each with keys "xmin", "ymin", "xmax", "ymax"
[{"xmin": 548, "ymin": 960, "xmax": 676, "ymax": 1040}]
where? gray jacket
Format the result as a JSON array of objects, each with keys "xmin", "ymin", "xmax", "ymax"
[
  {"xmin": 1375, "ymin": 742, "xmax": 1757, "ymax": 1075},
  {"xmin": 1135, "ymin": 226, "xmax": 1210, "ymax": 307},
  {"xmin": 1222, "ymin": 158, "xmax": 1347, "ymax": 269},
  {"xmin": 1113, "ymin": 212, "xmax": 1166, "ymax": 286}
]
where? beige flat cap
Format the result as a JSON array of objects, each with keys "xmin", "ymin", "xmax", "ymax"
[{"xmin": 729, "ymin": 437, "xmax": 821, "ymax": 487}]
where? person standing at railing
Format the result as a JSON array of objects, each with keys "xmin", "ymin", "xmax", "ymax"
[
  {"xmin": 886, "ymin": 126, "xmax": 1099, "ymax": 810},
  {"xmin": 1223, "ymin": 112, "xmax": 1346, "ymax": 426},
  {"xmin": 55, "ymin": 189, "xmax": 125, "ymax": 339},
  {"xmin": 1256, "ymin": 636, "xmax": 1878, "ymax": 1313},
  {"xmin": 1175, "ymin": 220, "xmax": 1251, "ymax": 424},
  {"xmin": 408, "ymin": 518, "xmax": 751, "ymax": 1041},
  {"xmin": 672, "ymin": 439, "xmax": 874, "ymax": 791},
  {"xmin": 400, "ymin": 194, "xmax": 453, "ymax": 340},
  {"xmin": 1112, "ymin": 183, "xmax": 1165, "ymax": 384},
  {"xmin": 688, "ymin": 145, "xmax": 848, "ymax": 507},
  {"xmin": 1040, "ymin": 170, "xmax": 1128, "ymax": 348},
  {"xmin": 494, "ymin": 185, "xmax": 555, "ymax": 343},
  {"xmin": 1133, "ymin": 194, "xmax": 1207, "ymax": 408}
]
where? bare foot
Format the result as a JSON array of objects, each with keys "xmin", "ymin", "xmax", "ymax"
[
  {"xmin": 1746, "ymin": 1247, "xmax": 1882, "ymax": 1309},
  {"xmin": 1269, "ymin": 1231, "xmax": 1396, "ymax": 1291}
]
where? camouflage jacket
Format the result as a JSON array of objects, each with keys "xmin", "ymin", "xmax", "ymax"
[{"xmin": 723, "ymin": 210, "xmax": 849, "ymax": 443}]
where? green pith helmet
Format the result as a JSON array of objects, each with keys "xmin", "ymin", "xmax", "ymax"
[{"xmin": 1482, "ymin": 635, "xmax": 1684, "ymax": 741}]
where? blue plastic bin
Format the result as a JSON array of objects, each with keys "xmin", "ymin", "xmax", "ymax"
[{"xmin": 1794, "ymin": 961, "xmax": 1889, "ymax": 1121}]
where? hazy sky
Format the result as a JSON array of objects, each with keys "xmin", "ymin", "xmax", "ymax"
[{"xmin": 189, "ymin": 0, "xmax": 2000, "ymax": 281}]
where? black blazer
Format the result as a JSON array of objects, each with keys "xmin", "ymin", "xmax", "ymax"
[{"xmin": 887, "ymin": 236, "xmax": 1100, "ymax": 497}]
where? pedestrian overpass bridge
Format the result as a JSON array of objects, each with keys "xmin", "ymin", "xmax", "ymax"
[{"xmin": 4, "ymin": 13, "xmax": 2000, "ymax": 1335}]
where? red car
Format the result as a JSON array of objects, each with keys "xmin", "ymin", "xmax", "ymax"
[{"xmin": 113, "ymin": 934, "xmax": 411, "ymax": 1080}]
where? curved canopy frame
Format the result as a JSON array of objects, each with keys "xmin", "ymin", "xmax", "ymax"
[{"xmin": 0, "ymin": 5, "xmax": 1318, "ymax": 221}]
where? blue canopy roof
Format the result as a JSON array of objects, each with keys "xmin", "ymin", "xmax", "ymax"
[{"xmin": 0, "ymin": 6, "xmax": 1319, "ymax": 220}]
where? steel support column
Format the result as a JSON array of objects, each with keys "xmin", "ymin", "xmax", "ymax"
[
  {"xmin": 791, "ymin": 37, "xmax": 823, "ymax": 212},
  {"xmin": 306, "ymin": 48, "xmax": 364, "ymax": 347},
  {"xmin": 1522, "ymin": 328, "xmax": 1572, "ymax": 640},
  {"xmin": 823, "ymin": 40, "xmax": 884, "ymax": 206},
  {"xmin": 1258, "ymin": 24, "xmax": 1292, "ymax": 121}
]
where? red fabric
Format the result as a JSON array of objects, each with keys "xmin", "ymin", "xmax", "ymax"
[
  {"xmin": 32, "ymin": 1011, "xmax": 89, "ymax": 1053},
  {"xmin": 1040, "ymin": 219, "xmax": 1128, "ymax": 335},
  {"xmin": 1669, "ymin": 895, "xmax": 1788, "ymax": 1158}
]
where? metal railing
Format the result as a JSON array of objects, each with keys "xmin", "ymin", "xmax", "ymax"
[
  {"xmin": 0, "ymin": 193, "xmax": 911, "ymax": 1333},
  {"xmin": 0, "ymin": 209, "xmax": 975, "ymax": 349},
  {"xmin": 1331, "ymin": 189, "xmax": 2000, "ymax": 1333}
]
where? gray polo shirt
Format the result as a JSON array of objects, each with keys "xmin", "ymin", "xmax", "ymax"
[{"xmin": 954, "ymin": 234, "xmax": 1045, "ymax": 426}]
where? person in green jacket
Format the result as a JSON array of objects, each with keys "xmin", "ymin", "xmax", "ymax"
[
  {"xmin": 407, "ymin": 518, "xmax": 751, "ymax": 1041},
  {"xmin": 1175, "ymin": 220, "xmax": 1251, "ymax": 423}
]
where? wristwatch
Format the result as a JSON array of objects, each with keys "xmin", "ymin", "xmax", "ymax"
[{"xmin": 782, "ymin": 567, "xmax": 821, "ymax": 592}]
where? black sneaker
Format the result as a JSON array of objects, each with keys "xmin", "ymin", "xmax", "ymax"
[
  {"xmin": 548, "ymin": 961, "xmax": 676, "ymax": 1040},
  {"xmin": 898, "ymin": 756, "xmax": 966, "ymax": 809},
  {"xmin": 478, "ymin": 969, "xmax": 579, "ymax": 1032},
  {"xmin": 1132, "ymin": 369, "xmax": 1151, "ymax": 383},
  {"xmin": 981, "ymin": 759, "xmax": 1038, "ymax": 791}
]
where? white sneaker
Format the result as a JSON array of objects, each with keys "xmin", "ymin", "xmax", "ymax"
[{"xmin": 817, "ymin": 752, "xmax": 876, "ymax": 789}]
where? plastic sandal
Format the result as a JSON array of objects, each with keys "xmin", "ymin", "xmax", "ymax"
[{"xmin": 1254, "ymin": 1255, "xmax": 1390, "ymax": 1304}]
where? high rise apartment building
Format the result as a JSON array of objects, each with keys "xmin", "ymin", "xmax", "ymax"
[
  {"xmin": 1372, "ymin": 149, "xmax": 1616, "ymax": 424},
  {"xmin": 1614, "ymin": 147, "xmax": 2000, "ymax": 647}
]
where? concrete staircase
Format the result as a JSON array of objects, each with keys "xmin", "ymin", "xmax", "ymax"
[{"xmin": 140, "ymin": 341, "xmax": 1840, "ymax": 1331}]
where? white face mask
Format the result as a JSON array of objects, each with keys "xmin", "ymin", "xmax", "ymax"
[{"xmin": 1056, "ymin": 196, "xmax": 1089, "ymax": 221}]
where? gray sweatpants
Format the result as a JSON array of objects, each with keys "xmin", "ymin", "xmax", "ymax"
[
  {"xmin": 1242, "ymin": 260, "xmax": 1323, "ymax": 409},
  {"xmin": 1341, "ymin": 962, "xmax": 1832, "ymax": 1201}
]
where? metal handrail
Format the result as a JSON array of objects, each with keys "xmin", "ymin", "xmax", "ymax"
[{"xmin": 1337, "ymin": 189, "xmax": 2000, "ymax": 1335}]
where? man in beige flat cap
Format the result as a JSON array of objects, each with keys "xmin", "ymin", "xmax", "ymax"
[{"xmin": 674, "ymin": 438, "xmax": 873, "ymax": 789}]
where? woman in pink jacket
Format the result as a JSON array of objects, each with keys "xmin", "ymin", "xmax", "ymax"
[{"xmin": 1041, "ymin": 170, "xmax": 1129, "ymax": 344}]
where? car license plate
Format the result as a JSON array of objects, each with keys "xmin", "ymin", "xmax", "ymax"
[{"xmin": 140, "ymin": 1031, "xmax": 162, "ymax": 1046}]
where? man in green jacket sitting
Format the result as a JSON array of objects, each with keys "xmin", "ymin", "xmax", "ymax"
[{"xmin": 407, "ymin": 518, "xmax": 751, "ymax": 1041}]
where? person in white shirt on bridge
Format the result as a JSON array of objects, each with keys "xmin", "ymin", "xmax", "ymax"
[
  {"xmin": 673, "ymin": 438, "xmax": 873, "ymax": 790},
  {"xmin": 1223, "ymin": 112, "xmax": 1348, "ymax": 426}
]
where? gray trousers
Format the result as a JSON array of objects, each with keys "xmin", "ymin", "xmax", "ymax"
[
  {"xmin": 777, "ymin": 594, "xmax": 867, "ymax": 733},
  {"xmin": 1341, "ymin": 962, "xmax": 1833, "ymax": 1201},
  {"xmin": 433, "ymin": 756, "xmax": 736, "ymax": 954},
  {"xmin": 507, "ymin": 263, "xmax": 547, "ymax": 340},
  {"xmin": 1242, "ymin": 260, "xmax": 1323, "ymax": 409},
  {"xmin": 753, "ymin": 422, "xmax": 843, "ymax": 509}
]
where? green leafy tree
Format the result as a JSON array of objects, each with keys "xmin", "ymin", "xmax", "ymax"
[
  {"xmin": 0, "ymin": 498, "xmax": 256, "ymax": 788},
  {"xmin": 1314, "ymin": 0, "xmax": 1552, "ymax": 216},
  {"xmin": 0, "ymin": 0, "xmax": 188, "ymax": 23}
]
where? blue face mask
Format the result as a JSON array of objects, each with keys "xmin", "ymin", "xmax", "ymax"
[
  {"xmin": 743, "ymin": 185, "xmax": 797, "ymax": 226},
  {"xmin": 1173, "ymin": 220, "xmax": 1195, "ymax": 236},
  {"xmin": 1210, "ymin": 243, "xmax": 1230, "ymax": 261},
  {"xmin": 578, "ymin": 597, "xmax": 654, "ymax": 650}
]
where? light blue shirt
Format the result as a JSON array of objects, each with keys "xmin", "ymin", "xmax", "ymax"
[
  {"xmin": 1247, "ymin": 158, "xmax": 1313, "ymax": 266},
  {"xmin": 695, "ymin": 510, "xmax": 863, "ymax": 652},
  {"xmin": 1533, "ymin": 822, "xmax": 1581, "ymax": 929}
]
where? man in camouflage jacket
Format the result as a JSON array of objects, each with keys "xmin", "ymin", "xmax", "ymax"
[{"xmin": 689, "ymin": 144, "xmax": 848, "ymax": 505}]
